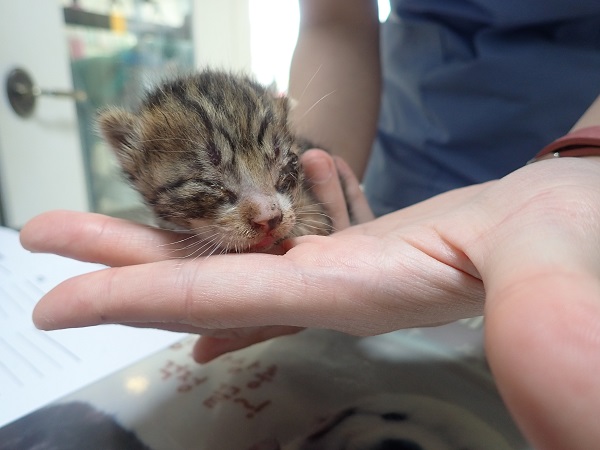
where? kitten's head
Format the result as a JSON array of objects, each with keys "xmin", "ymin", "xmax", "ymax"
[{"xmin": 98, "ymin": 71, "xmax": 329, "ymax": 253}]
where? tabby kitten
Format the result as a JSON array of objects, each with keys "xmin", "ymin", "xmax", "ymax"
[{"xmin": 98, "ymin": 70, "xmax": 333, "ymax": 253}]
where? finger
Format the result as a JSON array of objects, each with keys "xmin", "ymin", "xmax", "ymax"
[
  {"xmin": 32, "ymin": 254, "xmax": 309, "ymax": 331},
  {"xmin": 461, "ymin": 160, "xmax": 600, "ymax": 448},
  {"xmin": 193, "ymin": 326, "xmax": 304, "ymax": 363},
  {"xmin": 20, "ymin": 210, "xmax": 194, "ymax": 266},
  {"xmin": 485, "ymin": 273, "xmax": 600, "ymax": 449},
  {"xmin": 334, "ymin": 156, "xmax": 375, "ymax": 223},
  {"xmin": 33, "ymin": 233, "xmax": 485, "ymax": 335},
  {"xmin": 301, "ymin": 149, "xmax": 351, "ymax": 230}
]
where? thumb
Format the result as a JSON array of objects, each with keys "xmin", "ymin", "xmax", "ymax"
[
  {"xmin": 461, "ymin": 162, "xmax": 600, "ymax": 448},
  {"xmin": 485, "ymin": 272, "xmax": 600, "ymax": 449},
  {"xmin": 192, "ymin": 326, "xmax": 303, "ymax": 363}
]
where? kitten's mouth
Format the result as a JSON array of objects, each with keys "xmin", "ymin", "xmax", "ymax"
[{"xmin": 249, "ymin": 235, "xmax": 277, "ymax": 251}]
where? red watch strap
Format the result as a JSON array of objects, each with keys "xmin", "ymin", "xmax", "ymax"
[{"xmin": 528, "ymin": 126, "xmax": 600, "ymax": 164}]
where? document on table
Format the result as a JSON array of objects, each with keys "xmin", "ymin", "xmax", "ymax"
[{"xmin": 0, "ymin": 226, "xmax": 183, "ymax": 428}]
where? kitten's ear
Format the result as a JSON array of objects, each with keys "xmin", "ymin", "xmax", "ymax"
[
  {"xmin": 97, "ymin": 107, "xmax": 138, "ymax": 151},
  {"xmin": 97, "ymin": 108, "xmax": 140, "ymax": 173},
  {"xmin": 265, "ymin": 82, "xmax": 297, "ymax": 111},
  {"xmin": 279, "ymin": 96, "xmax": 298, "ymax": 130},
  {"xmin": 286, "ymin": 96, "xmax": 299, "ymax": 110},
  {"xmin": 273, "ymin": 94, "xmax": 297, "ymax": 119}
]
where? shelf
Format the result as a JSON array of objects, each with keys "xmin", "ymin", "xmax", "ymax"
[{"xmin": 63, "ymin": 6, "xmax": 190, "ymax": 38}]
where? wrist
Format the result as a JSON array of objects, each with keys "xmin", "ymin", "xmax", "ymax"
[{"xmin": 528, "ymin": 125, "xmax": 600, "ymax": 164}]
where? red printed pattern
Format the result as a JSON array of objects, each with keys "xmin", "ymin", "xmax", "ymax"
[{"xmin": 158, "ymin": 342, "xmax": 278, "ymax": 419}]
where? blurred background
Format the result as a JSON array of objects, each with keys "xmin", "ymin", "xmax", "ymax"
[{"xmin": 0, "ymin": 0, "xmax": 390, "ymax": 229}]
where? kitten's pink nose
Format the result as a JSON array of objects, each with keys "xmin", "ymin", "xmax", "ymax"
[
  {"xmin": 251, "ymin": 212, "xmax": 282, "ymax": 233},
  {"xmin": 246, "ymin": 197, "xmax": 283, "ymax": 233}
]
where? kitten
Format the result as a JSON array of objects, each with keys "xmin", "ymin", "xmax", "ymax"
[{"xmin": 98, "ymin": 70, "xmax": 333, "ymax": 254}]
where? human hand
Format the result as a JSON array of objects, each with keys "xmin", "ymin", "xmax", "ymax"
[
  {"xmin": 21, "ymin": 153, "xmax": 600, "ymax": 448},
  {"xmin": 25, "ymin": 155, "xmax": 599, "ymax": 344}
]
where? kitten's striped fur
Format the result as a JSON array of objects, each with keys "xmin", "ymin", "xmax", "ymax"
[{"xmin": 98, "ymin": 70, "xmax": 333, "ymax": 253}]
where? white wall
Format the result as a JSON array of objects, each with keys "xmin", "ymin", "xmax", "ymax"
[
  {"xmin": 192, "ymin": 0, "xmax": 252, "ymax": 72},
  {"xmin": 0, "ymin": 1, "xmax": 90, "ymax": 228}
]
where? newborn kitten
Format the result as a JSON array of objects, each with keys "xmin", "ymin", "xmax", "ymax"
[{"xmin": 98, "ymin": 70, "xmax": 333, "ymax": 253}]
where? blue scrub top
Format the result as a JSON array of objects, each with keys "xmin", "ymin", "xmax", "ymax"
[{"xmin": 364, "ymin": 0, "xmax": 600, "ymax": 215}]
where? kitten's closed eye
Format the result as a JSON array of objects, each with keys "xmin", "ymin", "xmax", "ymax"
[
  {"xmin": 98, "ymin": 69, "xmax": 332, "ymax": 254},
  {"xmin": 277, "ymin": 154, "xmax": 300, "ymax": 193}
]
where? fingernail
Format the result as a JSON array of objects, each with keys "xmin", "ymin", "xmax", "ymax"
[{"xmin": 304, "ymin": 151, "xmax": 333, "ymax": 184}]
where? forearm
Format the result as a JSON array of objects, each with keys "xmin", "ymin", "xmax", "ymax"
[{"xmin": 289, "ymin": 0, "xmax": 381, "ymax": 179}]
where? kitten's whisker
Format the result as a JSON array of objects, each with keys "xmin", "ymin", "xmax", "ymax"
[
  {"xmin": 297, "ymin": 214, "xmax": 334, "ymax": 224},
  {"xmin": 176, "ymin": 233, "xmax": 221, "ymax": 252},
  {"xmin": 297, "ymin": 199, "xmax": 330, "ymax": 206},
  {"xmin": 156, "ymin": 224, "xmax": 217, "ymax": 250},
  {"xmin": 185, "ymin": 239, "xmax": 217, "ymax": 259},
  {"xmin": 297, "ymin": 64, "xmax": 322, "ymax": 103},
  {"xmin": 197, "ymin": 236, "xmax": 223, "ymax": 258},
  {"xmin": 141, "ymin": 224, "xmax": 201, "ymax": 236},
  {"xmin": 204, "ymin": 238, "xmax": 226, "ymax": 258},
  {"xmin": 187, "ymin": 224, "xmax": 218, "ymax": 233},
  {"xmin": 158, "ymin": 233, "xmax": 201, "ymax": 247},
  {"xmin": 296, "ymin": 205, "xmax": 332, "ymax": 213},
  {"xmin": 168, "ymin": 235, "xmax": 219, "ymax": 259},
  {"xmin": 297, "ymin": 90, "xmax": 337, "ymax": 123},
  {"xmin": 161, "ymin": 234, "xmax": 212, "ymax": 255},
  {"xmin": 296, "ymin": 219, "xmax": 333, "ymax": 229},
  {"xmin": 187, "ymin": 242, "xmax": 218, "ymax": 261},
  {"xmin": 296, "ymin": 206, "xmax": 334, "ymax": 216}
]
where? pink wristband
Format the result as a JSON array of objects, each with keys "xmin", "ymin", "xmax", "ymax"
[{"xmin": 528, "ymin": 125, "xmax": 600, "ymax": 164}]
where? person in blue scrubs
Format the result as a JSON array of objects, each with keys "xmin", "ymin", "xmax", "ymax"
[
  {"xmin": 291, "ymin": 0, "xmax": 600, "ymax": 214},
  {"xmin": 364, "ymin": 0, "xmax": 600, "ymax": 214}
]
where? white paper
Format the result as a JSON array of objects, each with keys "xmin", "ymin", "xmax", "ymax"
[{"xmin": 0, "ymin": 226, "xmax": 183, "ymax": 427}]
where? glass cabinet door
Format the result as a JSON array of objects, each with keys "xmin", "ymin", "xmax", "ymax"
[{"xmin": 63, "ymin": 0, "xmax": 194, "ymax": 222}]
